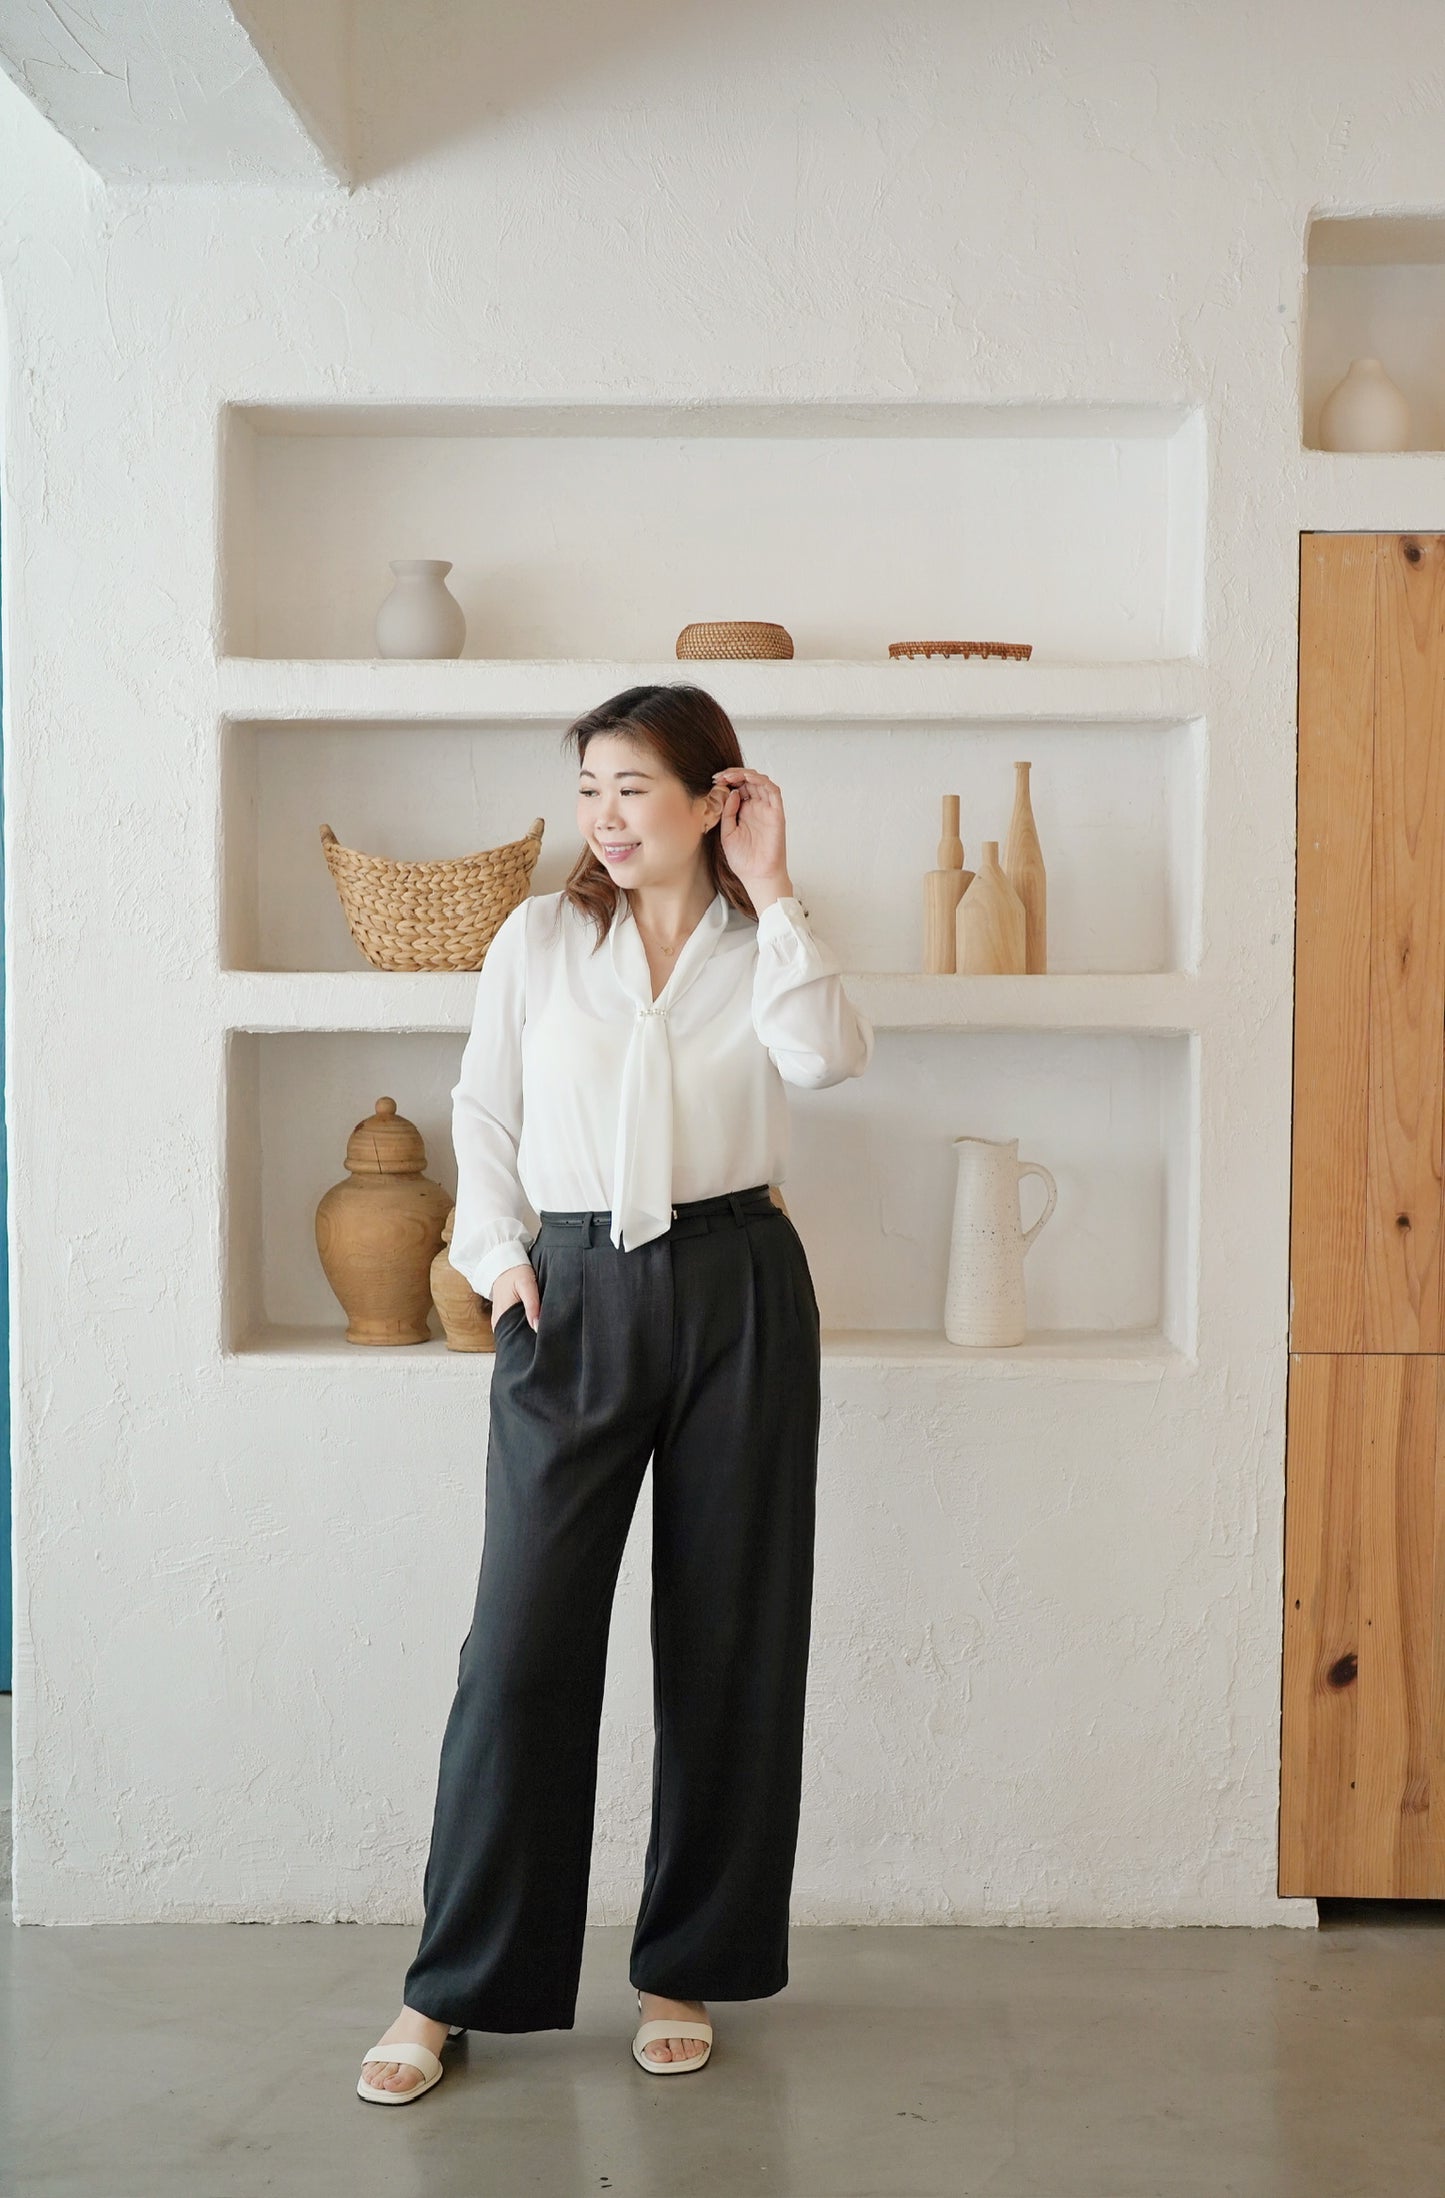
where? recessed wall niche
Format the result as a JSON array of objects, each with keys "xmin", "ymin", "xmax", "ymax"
[
  {"xmin": 1304, "ymin": 214, "xmax": 1445, "ymax": 450},
  {"xmin": 219, "ymin": 715, "xmax": 1203, "ymax": 977},
  {"xmin": 222, "ymin": 1027, "xmax": 1196, "ymax": 1366},
  {"xmin": 216, "ymin": 400, "xmax": 1205, "ymax": 662}
]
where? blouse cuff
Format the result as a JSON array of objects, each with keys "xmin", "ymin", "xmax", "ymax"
[
  {"xmin": 756, "ymin": 893, "xmax": 808, "ymax": 933},
  {"xmin": 469, "ymin": 1237, "xmax": 535, "ymax": 1302},
  {"xmin": 755, "ymin": 894, "xmax": 837, "ymax": 971}
]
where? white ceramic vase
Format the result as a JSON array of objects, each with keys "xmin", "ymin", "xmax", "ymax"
[
  {"xmin": 374, "ymin": 559, "xmax": 467, "ymax": 658},
  {"xmin": 944, "ymin": 1134, "xmax": 1057, "ymax": 1347},
  {"xmin": 1318, "ymin": 358, "xmax": 1411, "ymax": 452}
]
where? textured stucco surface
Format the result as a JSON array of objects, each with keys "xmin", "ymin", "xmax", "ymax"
[
  {"xmin": 8, "ymin": 0, "xmax": 1438, "ymax": 1929},
  {"xmin": 0, "ymin": 0, "xmax": 346, "ymax": 184}
]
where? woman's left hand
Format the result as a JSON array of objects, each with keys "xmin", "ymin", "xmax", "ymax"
[{"xmin": 713, "ymin": 766, "xmax": 789, "ymax": 887}]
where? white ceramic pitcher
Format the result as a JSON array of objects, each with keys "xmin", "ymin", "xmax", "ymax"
[{"xmin": 945, "ymin": 1135, "xmax": 1057, "ymax": 1346}]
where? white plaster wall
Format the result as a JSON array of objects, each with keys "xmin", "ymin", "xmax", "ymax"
[{"xmin": 11, "ymin": 0, "xmax": 1437, "ymax": 1929}]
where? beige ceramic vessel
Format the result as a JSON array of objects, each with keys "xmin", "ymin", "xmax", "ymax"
[{"xmin": 945, "ymin": 1135, "xmax": 1058, "ymax": 1347}]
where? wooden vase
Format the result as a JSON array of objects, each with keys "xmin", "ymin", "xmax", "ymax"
[
  {"xmin": 922, "ymin": 794, "xmax": 975, "ymax": 973},
  {"xmin": 956, "ymin": 841, "xmax": 1026, "ymax": 974},
  {"xmin": 431, "ymin": 1206, "xmax": 497, "ymax": 1352},
  {"xmin": 1003, "ymin": 759, "xmax": 1047, "ymax": 973},
  {"xmin": 315, "ymin": 1096, "xmax": 453, "ymax": 1345}
]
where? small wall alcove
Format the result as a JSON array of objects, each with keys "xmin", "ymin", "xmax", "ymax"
[{"xmin": 1304, "ymin": 213, "xmax": 1445, "ymax": 451}]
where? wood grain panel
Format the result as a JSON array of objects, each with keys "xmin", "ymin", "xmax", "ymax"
[
  {"xmin": 1357, "ymin": 1355, "xmax": 1440, "ymax": 1890},
  {"xmin": 1280, "ymin": 1352, "xmax": 1445, "ymax": 1895},
  {"xmin": 1364, "ymin": 537, "xmax": 1445, "ymax": 1350},
  {"xmin": 1280, "ymin": 1352, "xmax": 1362, "ymax": 1888},
  {"xmin": 1285, "ymin": 535, "xmax": 1445, "ymax": 1894},
  {"xmin": 1290, "ymin": 535, "xmax": 1375, "ymax": 1351}
]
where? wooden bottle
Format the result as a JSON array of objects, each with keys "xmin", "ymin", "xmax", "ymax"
[
  {"xmin": 922, "ymin": 795, "xmax": 975, "ymax": 972},
  {"xmin": 956, "ymin": 841, "xmax": 1026, "ymax": 974},
  {"xmin": 1003, "ymin": 759, "xmax": 1047, "ymax": 974}
]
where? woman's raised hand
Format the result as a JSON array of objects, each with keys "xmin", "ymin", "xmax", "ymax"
[{"xmin": 712, "ymin": 766, "xmax": 789, "ymax": 889}]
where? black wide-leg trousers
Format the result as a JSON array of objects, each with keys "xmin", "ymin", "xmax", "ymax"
[{"xmin": 401, "ymin": 1182, "xmax": 823, "ymax": 2032}]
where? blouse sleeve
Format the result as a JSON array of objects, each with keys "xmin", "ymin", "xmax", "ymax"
[
  {"xmin": 751, "ymin": 895, "xmax": 875, "ymax": 1089},
  {"xmin": 448, "ymin": 899, "xmax": 542, "ymax": 1300}
]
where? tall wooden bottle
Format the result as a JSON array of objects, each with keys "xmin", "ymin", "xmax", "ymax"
[
  {"xmin": 1003, "ymin": 759, "xmax": 1047, "ymax": 973},
  {"xmin": 922, "ymin": 794, "xmax": 975, "ymax": 972},
  {"xmin": 956, "ymin": 841, "xmax": 1026, "ymax": 973}
]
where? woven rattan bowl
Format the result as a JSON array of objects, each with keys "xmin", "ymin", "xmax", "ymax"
[
  {"xmin": 320, "ymin": 816, "xmax": 545, "ymax": 972},
  {"xmin": 676, "ymin": 620, "xmax": 794, "ymax": 660}
]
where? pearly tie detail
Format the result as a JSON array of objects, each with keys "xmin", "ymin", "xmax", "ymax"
[{"xmin": 607, "ymin": 890, "xmax": 730, "ymax": 1254}]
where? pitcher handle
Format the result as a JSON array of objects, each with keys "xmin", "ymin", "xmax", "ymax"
[{"xmin": 1017, "ymin": 1161, "xmax": 1057, "ymax": 1253}]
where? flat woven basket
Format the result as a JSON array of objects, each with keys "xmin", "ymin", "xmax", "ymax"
[
  {"xmin": 320, "ymin": 816, "xmax": 545, "ymax": 972},
  {"xmin": 887, "ymin": 639, "xmax": 1033, "ymax": 659},
  {"xmin": 676, "ymin": 620, "xmax": 794, "ymax": 659}
]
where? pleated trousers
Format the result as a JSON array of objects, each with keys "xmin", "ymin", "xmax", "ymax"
[{"xmin": 401, "ymin": 1182, "xmax": 823, "ymax": 2032}]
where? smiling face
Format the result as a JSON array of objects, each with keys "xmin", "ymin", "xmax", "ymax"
[{"xmin": 577, "ymin": 730, "xmax": 726, "ymax": 890}]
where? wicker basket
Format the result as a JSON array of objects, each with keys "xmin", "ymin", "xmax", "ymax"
[
  {"xmin": 676, "ymin": 620, "xmax": 795, "ymax": 660},
  {"xmin": 320, "ymin": 816, "xmax": 545, "ymax": 972}
]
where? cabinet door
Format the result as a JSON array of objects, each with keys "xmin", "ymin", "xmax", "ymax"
[
  {"xmin": 1280, "ymin": 1352, "xmax": 1445, "ymax": 1895},
  {"xmin": 1292, "ymin": 532, "xmax": 1445, "ymax": 1353}
]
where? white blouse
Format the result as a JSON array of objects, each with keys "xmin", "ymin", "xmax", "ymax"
[{"xmin": 448, "ymin": 885, "xmax": 875, "ymax": 1299}]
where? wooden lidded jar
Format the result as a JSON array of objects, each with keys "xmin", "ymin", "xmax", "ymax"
[
  {"xmin": 315, "ymin": 1096, "xmax": 453, "ymax": 1344},
  {"xmin": 431, "ymin": 1206, "xmax": 497, "ymax": 1352}
]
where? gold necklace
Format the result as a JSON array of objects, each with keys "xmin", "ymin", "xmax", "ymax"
[
  {"xmin": 635, "ymin": 921, "xmax": 686, "ymax": 955},
  {"xmin": 631, "ymin": 904, "xmax": 700, "ymax": 956}
]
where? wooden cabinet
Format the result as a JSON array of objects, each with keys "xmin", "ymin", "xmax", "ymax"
[{"xmin": 1282, "ymin": 533, "xmax": 1445, "ymax": 1894}]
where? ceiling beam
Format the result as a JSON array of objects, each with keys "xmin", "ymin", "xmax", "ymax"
[{"xmin": 0, "ymin": 0, "xmax": 351, "ymax": 185}]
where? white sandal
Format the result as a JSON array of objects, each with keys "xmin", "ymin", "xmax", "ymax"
[
  {"xmin": 631, "ymin": 1989, "xmax": 713, "ymax": 2074},
  {"xmin": 356, "ymin": 2023, "xmax": 466, "ymax": 2105}
]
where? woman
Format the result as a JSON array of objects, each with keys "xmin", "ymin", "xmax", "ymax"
[{"xmin": 358, "ymin": 682, "xmax": 874, "ymax": 2102}]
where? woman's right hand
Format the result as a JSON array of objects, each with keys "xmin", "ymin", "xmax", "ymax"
[{"xmin": 488, "ymin": 1261, "xmax": 541, "ymax": 1331}]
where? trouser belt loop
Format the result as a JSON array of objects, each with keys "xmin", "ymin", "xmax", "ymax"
[
  {"xmin": 726, "ymin": 1191, "xmax": 746, "ymax": 1230},
  {"xmin": 582, "ymin": 1212, "xmax": 597, "ymax": 1249}
]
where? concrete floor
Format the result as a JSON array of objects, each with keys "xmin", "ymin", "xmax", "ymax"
[{"xmin": 3, "ymin": 1894, "xmax": 1445, "ymax": 2197}]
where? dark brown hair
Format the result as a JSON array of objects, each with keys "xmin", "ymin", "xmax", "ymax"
[{"xmin": 557, "ymin": 684, "xmax": 758, "ymax": 950}]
